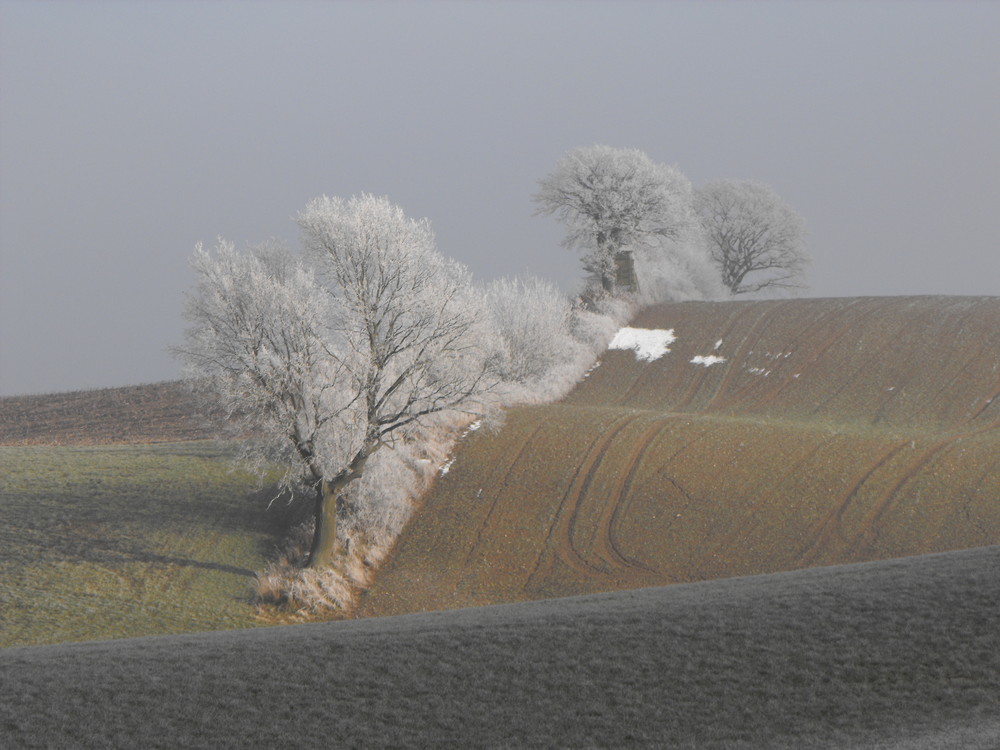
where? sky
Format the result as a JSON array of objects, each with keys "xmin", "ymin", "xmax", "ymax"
[{"xmin": 1, "ymin": 0, "xmax": 997, "ymax": 397}]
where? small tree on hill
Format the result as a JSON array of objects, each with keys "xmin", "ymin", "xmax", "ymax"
[
  {"xmin": 534, "ymin": 145, "xmax": 695, "ymax": 296},
  {"xmin": 178, "ymin": 194, "xmax": 496, "ymax": 570},
  {"xmin": 695, "ymin": 179, "xmax": 809, "ymax": 295}
]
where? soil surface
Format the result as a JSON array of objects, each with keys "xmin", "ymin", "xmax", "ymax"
[{"xmin": 358, "ymin": 296, "xmax": 1000, "ymax": 617}]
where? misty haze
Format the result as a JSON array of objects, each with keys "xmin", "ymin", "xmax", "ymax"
[{"xmin": 1, "ymin": 2, "xmax": 998, "ymax": 748}]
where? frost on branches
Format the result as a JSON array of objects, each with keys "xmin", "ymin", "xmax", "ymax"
[
  {"xmin": 178, "ymin": 194, "xmax": 498, "ymax": 575},
  {"xmin": 534, "ymin": 144, "xmax": 718, "ymax": 300}
]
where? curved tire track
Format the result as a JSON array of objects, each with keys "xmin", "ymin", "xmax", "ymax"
[
  {"xmin": 798, "ymin": 440, "xmax": 912, "ymax": 566},
  {"xmin": 527, "ymin": 413, "xmax": 641, "ymax": 588}
]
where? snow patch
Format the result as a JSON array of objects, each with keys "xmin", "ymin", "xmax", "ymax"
[
  {"xmin": 609, "ymin": 327, "xmax": 676, "ymax": 362},
  {"xmin": 691, "ymin": 354, "xmax": 727, "ymax": 367},
  {"xmin": 439, "ymin": 419, "xmax": 482, "ymax": 476},
  {"xmin": 439, "ymin": 457, "xmax": 457, "ymax": 476},
  {"xmin": 713, "ymin": 339, "xmax": 723, "ymax": 351}
]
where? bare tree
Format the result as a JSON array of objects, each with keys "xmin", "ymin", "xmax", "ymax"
[
  {"xmin": 534, "ymin": 145, "xmax": 695, "ymax": 295},
  {"xmin": 695, "ymin": 179, "xmax": 809, "ymax": 295},
  {"xmin": 178, "ymin": 195, "xmax": 496, "ymax": 570}
]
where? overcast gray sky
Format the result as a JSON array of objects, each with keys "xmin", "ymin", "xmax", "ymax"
[{"xmin": 1, "ymin": 0, "xmax": 997, "ymax": 396}]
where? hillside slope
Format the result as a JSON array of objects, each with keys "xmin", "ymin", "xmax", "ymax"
[
  {"xmin": 0, "ymin": 381, "xmax": 210, "ymax": 445},
  {"xmin": 3, "ymin": 546, "xmax": 999, "ymax": 749},
  {"xmin": 360, "ymin": 296, "xmax": 1000, "ymax": 616}
]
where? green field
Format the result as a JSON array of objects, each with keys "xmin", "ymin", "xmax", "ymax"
[{"xmin": 0, "ymin": 441, "xmax": 296, "ymax": 648}]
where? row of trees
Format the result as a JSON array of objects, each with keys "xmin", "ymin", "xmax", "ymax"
[
  {"xmin": 534, "ymin": 145, "xmax": 808, "ymax": 297},
  {"xmin": 178, "ymin": 195, "xmax": 604, "ymax": 579},
  {"xmin": 177, "ymin": 147, "xmax": 809, "ymax": 607}
]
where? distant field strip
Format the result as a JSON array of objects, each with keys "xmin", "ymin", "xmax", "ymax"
[
  {"xmin": 0, "ymin": 442, "xmax": 294, "ymax": 647},
  {"xmin": 0, "ymin": 381, "xmax": 210, "ymax": 445},
  {"xmin": 360, "ymin": 296, "xmax": 1000, "ymax": 617}
]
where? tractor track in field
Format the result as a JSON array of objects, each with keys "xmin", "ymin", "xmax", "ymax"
[
  {"xmin": 738, "ymin": 299, "xmax": 896, "ymax": 412},
  {"xmin": 854, "ymin": 417, "xmax": 1000, "ymax": 553},
  {"xmin": 700, "ymin": 300, "xmax": 797, "ymax": 413},
  {"xmin": 591, "ymin": 416, "xmax": 674, "ymax": 576},
  {"xmin": 618, "ymin": 301, "xmax": 748, "ymax": 410},
  {"xmin": 798, "ymin": 440, "xmax": 914, "ymax": 566},
  {"xmin": 461, "ymin": 422, "xmax": 549, "ymax": 569},
  {"xmin": 800, "ymin": 298, "xmax": 915, "ymax": 419},
  {"xmin": 743, "ymin": 304, "xmax": 870, "ymax": 411},
  {"xmin": 357, "ymin": 296, "xmax": 1000, "ymax": 617},
  {"xmin": 967, "ymin": 381, "xmax": 1000, "ymax": 423},
  {"xmin": 714, "ymin": 435, "xmax": 835, "ymax": 556},
  {"xmin": 527, "ymin": 413, "xmax": 643, "ymax": 587}
]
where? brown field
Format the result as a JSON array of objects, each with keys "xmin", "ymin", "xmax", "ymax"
[
  {"xmin": 358, "ymin": 296, "xmax": 1000, "ymax": 617},
  {"xmin": 0, "ymin": 381, "xmax": 210, "ymax": 446}
]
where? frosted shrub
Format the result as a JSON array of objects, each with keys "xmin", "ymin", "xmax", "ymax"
[{"xmin": 485, "ymin": 276, "xmax": 583, "ymax": 387}]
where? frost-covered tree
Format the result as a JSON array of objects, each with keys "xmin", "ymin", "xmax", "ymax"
[
  {"xmin": 534, "ymin": 145, "xmax": 695, "ymax": 295},
  {"xmin": 178, "ymin": 194, "xmax": 495, "ymax": 570},
  {"xmin": 180, "ymin": 238, "xmax": 343, "ymax": 502},
  {"xmin": 695, "ymin": 179, "xmax": 809, "ymax": 295}
]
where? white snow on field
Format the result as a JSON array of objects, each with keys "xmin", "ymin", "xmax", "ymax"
[
  {"xmin": 691, "ymin": 354, "xmax": 727, "ymax": 367},
  {"xmin": 609, "ymin": 327, "xmax": 676, "ymax": 362},
  {"xmin": 713, "ymin": 339, "xmax": 723, "ymax": 351}
]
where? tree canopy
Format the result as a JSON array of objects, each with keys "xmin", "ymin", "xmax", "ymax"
[
  {"xmin": 695, "ymin": 179, "xmax": 809, "ymax": 295},
  {"xmin": 534, "ymin": 145, "xmax": 695, "ymax": 295},
  {"xmin": 179, "ymin": 194, "xmax": 497, "ymax": 569}
]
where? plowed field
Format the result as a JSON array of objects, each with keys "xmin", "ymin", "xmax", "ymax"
[
  {"xmin": 0, "ymin": 381, "xmax": 209, "ymax": 445},
  {"xmin": 359, "ymin": 296, "xmax": 1000, "ymax": 616}
]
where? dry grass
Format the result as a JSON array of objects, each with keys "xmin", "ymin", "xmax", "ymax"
[{"xmin": 253, "ymin": 522, "xmax": 387, "ymax": 618}]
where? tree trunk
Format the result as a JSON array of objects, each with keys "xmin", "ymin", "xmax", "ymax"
[
  {"xmin": 307, "ymin": 479, "xmax": 339, "ymax": 569},
  {"xmin": 614, "ymin": 250, "xmax": 637, "ymax": 293},
  {"xmin": 601, "ymin": 271, "xmax": 615, "ymax": 293},
  {"xmin": 305, "ymin": 447, "xmax": 374, "ymax": 570}
]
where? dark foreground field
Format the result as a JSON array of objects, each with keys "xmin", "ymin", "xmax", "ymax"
[{"xmin": 2, "ymin": 545, "xmax": 998, "ymax": 749}]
